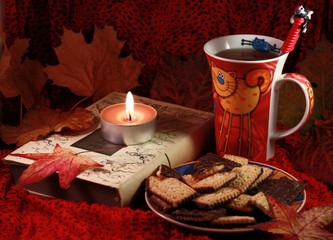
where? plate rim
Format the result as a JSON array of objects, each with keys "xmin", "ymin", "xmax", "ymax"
[{"xmin": 145, "ymin": 160, "xmax": 306, "ymax": 234}]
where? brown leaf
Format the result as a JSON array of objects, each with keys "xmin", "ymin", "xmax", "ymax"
[
  {"xmin": 11, "ymin": 144, "xmax": 103, "ymax": 189},
  {"xmin": 53, "ymin": 107, "xmax": 96, "ymax": 132},
  {"xmin": 0, "ymin": 29, "xmax": 47, "ymax": 109},
  {"xmin": 0, "ymin": 41, "xmax": 19, "ymax": 97},
  {"xmin": 291, "ymin": 110, "xmax": 333, "ymax": 187},
  {"xmin": 44, "ymin": 26, "xmax": 144, "ymax": 101},
  {"xmin": 150, "ymin": 50, "xmax": 213, "ymax": 112},
  {"xmin": 254, "ymin": 196, "xmax": 333, "ymax": 239},
  {"xmin": 0, "ymin": 107, "xmax": 95, "ymax": 147}
]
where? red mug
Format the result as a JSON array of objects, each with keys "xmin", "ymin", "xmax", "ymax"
[{"xmin": 204, "ymin": 34, "xmax": 314, "ymax": 162}]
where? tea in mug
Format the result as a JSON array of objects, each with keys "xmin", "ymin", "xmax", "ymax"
[{"xmin": 215, "ymin": 48, "xmax": 280, "ymax": 61}]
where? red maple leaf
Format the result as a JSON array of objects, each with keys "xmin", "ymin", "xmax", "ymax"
[
  {"xmin": 11, "ymin": 144, "xmax": 103, "ymax": 189},
  {"xmin": 253, "ymin": 196, "xmax": 333, "ymax": 240}
]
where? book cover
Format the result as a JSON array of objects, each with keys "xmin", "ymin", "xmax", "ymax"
[{"xmin": 3, "ymin": 92, "xmax": 214, "ymax": 207}]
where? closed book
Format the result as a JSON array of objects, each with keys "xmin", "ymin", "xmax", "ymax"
[{"xmin": 3, "ymin": 92, "xmax": 214, "ymax": 207}]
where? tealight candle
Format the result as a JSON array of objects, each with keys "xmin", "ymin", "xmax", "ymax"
[{"xmin": 100, "ymin": 92, "xmax": 157, "ymax": 145}]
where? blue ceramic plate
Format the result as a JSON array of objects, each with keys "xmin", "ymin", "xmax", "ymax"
[{"xmin": 145, "ymin": 161, "xmax": 306, "ymax": 234}]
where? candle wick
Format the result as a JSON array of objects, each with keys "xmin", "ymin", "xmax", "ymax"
[{"xmin": 129, "ymin": 113, "xmax": 132, "ymax": 121}]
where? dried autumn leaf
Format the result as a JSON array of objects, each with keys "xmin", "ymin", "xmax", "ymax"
[
  {"xmin": 0, "ymin": 39, "xmax": 19, "ymax": 97},
  {"xmin": 291, "ymin": 110, "xmax": 333, "ymax": 187},
  {"xmin": 11, "ymin": 144, "xmax": 103, "ymax": 189},
  {"xmin": 52, "ymin": 107, "xmax": 96, "ymax": 132},
  {"xmin": 151, "ymin": 50, "xmax": 213, "ymax": 112},
  {"xmin": 254, "ymin": 196, "xmax": 333, "ymax": 239},
  {"xmin": 44, "ymin": 26, "xmax": 144, "ymax": 101},
  {"xmin": 0, "ymin": 107, "xmax": 95, "ymax": 147},
  {"xmin": 0, "ymin": 28, "xmax": 47, "ymax": 109}
]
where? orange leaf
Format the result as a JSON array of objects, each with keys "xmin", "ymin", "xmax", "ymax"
[
  {"xmin": 0, "ymin": 41, "xmax": 19, "ymax": 97},
  {"xmin": 11, "ymin": 144, "xmax": 103, "ymax": 189},
  {"xmin": 0, "ymin": 107, "xmax": 95, "ymax": 147},
  {"xmin": 150, "ymin": 51, "xmax": 213, "ymax": 112},
  {"xmin": 44, "ymin": 26, "xmax": 144, "ymax": 101},
  {"xmin": 254, "ymin": 196, "xmax": 333, "ymax": 239},
  {"xmin": 0, "ymin": 29, "xmax": 47, "ymax": 109}
]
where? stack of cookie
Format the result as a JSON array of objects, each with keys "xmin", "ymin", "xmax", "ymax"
[{"xmin": 146, "ymin": 153, "xmax": 305, "ymax": 227}]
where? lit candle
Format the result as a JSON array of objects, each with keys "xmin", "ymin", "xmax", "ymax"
[{"xmin": 100, "ymin": 92, "xmax": 157, "ymax": 145}]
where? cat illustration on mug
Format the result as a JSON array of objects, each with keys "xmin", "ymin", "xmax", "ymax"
[{"xmin": 211, "ymin": 62, "xmax": 271, "ymax": 157}]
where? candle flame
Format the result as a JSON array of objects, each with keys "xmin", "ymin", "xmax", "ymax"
[{"xmin": 125, "ymin": 91, "xmax": 135, "ymax": 121}]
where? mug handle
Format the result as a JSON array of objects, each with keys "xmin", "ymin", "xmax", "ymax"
[{"xmin": 267, "ymin": 73, "xmax": 314, "ymax": 159}]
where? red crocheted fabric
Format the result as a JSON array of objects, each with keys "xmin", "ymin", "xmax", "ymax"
[
  {"xmin": 1, "ymin": 133, "xmax": 333, "ymax": 240},
  {"xmin": 1, "ymin": 1, "xmax": 333, "ymax": 239},
  {"xmin": 2, "ymin": 0, "xmax": 333, "ymax": 88}
]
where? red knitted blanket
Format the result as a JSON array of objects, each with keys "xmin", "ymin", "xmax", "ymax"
[{"xmin": 1, "ymin": 1, "xmax": 333, "ymax": 239}]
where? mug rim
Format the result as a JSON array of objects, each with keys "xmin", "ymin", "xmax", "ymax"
[{"xmin": 203, "ymin": 34, "xmax": 286, "ymax": 63}]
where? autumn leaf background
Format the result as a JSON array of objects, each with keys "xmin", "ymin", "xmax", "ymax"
[
  {"xmin": 0, "ymin": 29, "xmax": 47, "ymax": 110},
  {"xmin": 0, "ymin": 26, "xmax": 144, "ymax": 147},
  {"xmin": 44, "ymin": 27, "xmax": 143, "ymax": 101}
]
